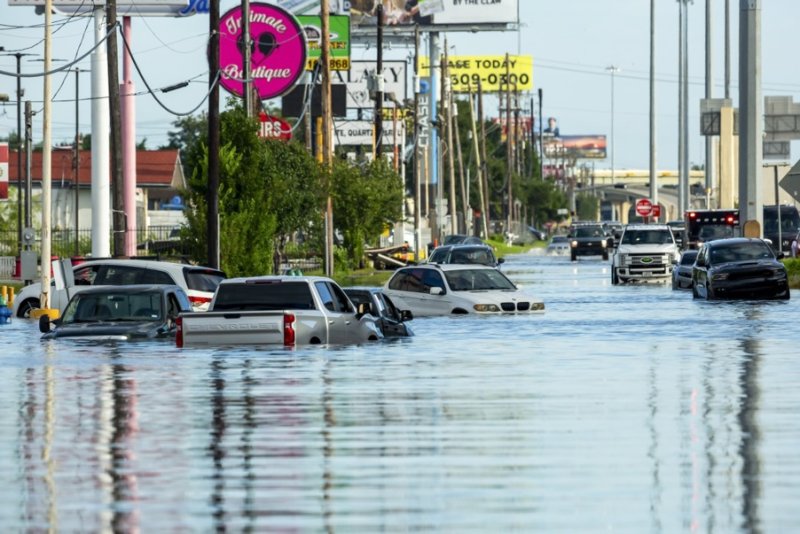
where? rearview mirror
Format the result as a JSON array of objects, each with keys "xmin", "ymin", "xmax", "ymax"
[
  {"xmin": 401, "ymin": 309, "xmax": 413, "ymax": 321},
  {"xmin": 429, "ymin": 287, "xmax": 444, "ymax": 296}
]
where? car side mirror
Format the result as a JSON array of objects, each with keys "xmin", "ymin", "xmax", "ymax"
[
  {"xmin": 401, "ymin": 309, "xmax": 413, "ymax": 321},
  {"xmin": 430, "ymin": 287, "xmax": 444, "ymax": 296},
  {"xmin": 497, "ymin": 258, "xmax": 505, "ymax": 264},
  {"xmin": 38, "ymin": 315, "xmax": 52, "ymax": 333},
  {"xmin": 776, "ymin": 252, "xmax": 785, "ymax": 260}
]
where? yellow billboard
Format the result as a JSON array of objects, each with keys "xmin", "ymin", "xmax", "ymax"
[{"xmin": 418, "ymin": 55, "xmax": 533, "ymax": 93}]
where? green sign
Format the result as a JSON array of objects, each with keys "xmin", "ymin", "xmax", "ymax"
[{"xmin": 298, "ymin": 15, "xmax": 351, "ymax": 71}]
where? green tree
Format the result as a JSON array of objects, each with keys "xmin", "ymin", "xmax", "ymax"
[
  {"xmin": 576, "ymin": 193, "xmax": 600, "ymax": 221},
  {"xmin": 331, "ymin": 158, "xmax": 403, "ymax": 269}
]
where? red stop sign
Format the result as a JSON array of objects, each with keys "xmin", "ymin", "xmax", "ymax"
[{"xmin": 635, "ymin": 198, "xmax": 653, "ymax": 217}]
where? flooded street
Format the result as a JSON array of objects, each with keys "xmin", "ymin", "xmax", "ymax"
[{"xmin": 1, "ymin": 251, "xmax": 798, "ymax": 532}]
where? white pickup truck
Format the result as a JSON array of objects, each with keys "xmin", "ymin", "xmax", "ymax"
[
  {"xmin": 176, "ymin": 276, "xmax": 383, "ymax": 347},
  {"xmin": 611, "ymin": 224, "xmax": 680, "ymax": 284}
]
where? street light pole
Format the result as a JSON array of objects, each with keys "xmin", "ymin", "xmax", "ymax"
[
  {"xmin": 606, "ymin": 65, "xmax": 620, "ymax": 187},
  {"xmin": 72, "ymin": 68, "xmax": 87, "ymax": 256}
]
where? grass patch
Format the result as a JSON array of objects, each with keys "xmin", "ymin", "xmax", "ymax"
[
  {"xmin": 485, "ymin": 237, "xmax": 541, "ymax": 257},
  {"xmin": 783, "ymin": 258, "xmax": 800, "ymax": 289}
]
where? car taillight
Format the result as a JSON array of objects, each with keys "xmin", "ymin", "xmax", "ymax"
[
  {"xmin": 176, "ymin": 316, "xmax": 184, "ymax": 348},
  {"xmin": 189, "ymin": 295, "xmax": 211, "ymax": 307},
  {"xmin": 283, "ymin": 313, "xmax": 296, "ymax": 346}
]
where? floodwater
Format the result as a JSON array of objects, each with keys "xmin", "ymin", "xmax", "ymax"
[{"xmin": 1, "ymin": 251, "xmax": 798, "ymax": 532}]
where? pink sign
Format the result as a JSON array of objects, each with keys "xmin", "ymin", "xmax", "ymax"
[
  {"xmin": 218, "ymin": 2, "xmax": 306, "ymax": 100},
  {"xmin": 0, "ymin": 143, "xmax": 8, "ymax": 200}
]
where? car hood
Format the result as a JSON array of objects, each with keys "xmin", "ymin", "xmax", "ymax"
[
  {"xmin": 617, "ymin": 244, "xmax": 677, "ymax": 254},
  {"xmin": 709, "ymin": 259, "xmax": 785, "ymax": 274},
  {"xmin": 42, "ymin": 321, "xmax": 170, "ymax": 340}
]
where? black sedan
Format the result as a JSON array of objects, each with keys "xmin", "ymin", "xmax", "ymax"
[
  {"xmin": 672, "ymin": 249, "xmax": 698, "ymax": 290},
  {"xmin": 691, "ymin": 238, "xmax": 790, "ymax": 300},
  {"xmin": 39, "ymin": 284, "xmax": 193, "ymax": 340},
  {"xmin": 344, "ymin": 287, "xmax": 413, "ymax": 337}
]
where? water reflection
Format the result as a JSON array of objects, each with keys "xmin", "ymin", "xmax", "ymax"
[{"xmin": 0, "ymin": 256, "xmax": 797, "ymax": 531}]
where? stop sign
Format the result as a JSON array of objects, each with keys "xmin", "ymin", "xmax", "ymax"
[{"xmin": 635, "ymin": 198, "xmax": 653, "ymax": 217}]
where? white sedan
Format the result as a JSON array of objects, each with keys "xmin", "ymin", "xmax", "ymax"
[{"xmin": 383, "ymin": 264, "xmax": 545, "ymax": 317}]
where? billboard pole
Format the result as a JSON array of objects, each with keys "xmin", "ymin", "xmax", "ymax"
[
  {"xmin": 413, "ymin": 25, "xmax": 420, "ymax": 260},
  {"xmin": 321, "ymin": 0, "xmax": 334, "ymax": 276},
  {"xmin": 505, "ymin": 54, "xmax": 512, "ymax": 237},
  {"xmin": 477, "ymin": 80, "xmax": 490, "ymax": 234},
  {"xmin": 374, "ymin": 3, "xmax": 383, "ymax": 158}
]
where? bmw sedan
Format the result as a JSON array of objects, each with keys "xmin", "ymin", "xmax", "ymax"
[{"xmin": 691, "ymin": 238, "xmax": 790, "ymax": 300}]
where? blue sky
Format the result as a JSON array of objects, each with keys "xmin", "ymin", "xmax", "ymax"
[{"xmin": 1, "ymin": 0, "xmax": 799, "ymax": 171}]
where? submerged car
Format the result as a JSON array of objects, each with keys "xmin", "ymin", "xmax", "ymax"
[
  {"xmin": 343, "ymin": 287, "xmax": 414, "ymax": 337},
  {"xmin": 383, "ymin": 264, "xmax": 545, "ymax": 317},
  {"xmin": 427, "ymin": 244, "xmax": 504, "ymax": 268},
  {"xmin": 691, "ymin": 238, "xmax": 790, "ymax": 300},
  {"xmin": 672, "ymin": 249, "xmax": 698, "ymax": 290},
  {"xmin": 39, "ymin": 285, "xmax": 193, "ymax": 340},
  {"xmin": 546, "ymin": 235, "xmax": 570, "ymax": 255}
]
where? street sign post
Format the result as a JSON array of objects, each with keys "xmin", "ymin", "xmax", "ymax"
[{"xmin": 635, "ymin": 198, "xmax": 653, "ymax": 218}]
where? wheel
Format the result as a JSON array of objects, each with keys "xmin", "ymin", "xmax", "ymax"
[
  {"xmin": 16, "ymin": 298, "xmax": 40, "ymax": 319},
  {"xmin": 672, "ymin": 277, "xmax": 678, "ymax": 290},
  {"xmin": 611, "ymin": 268, "xmax": 619, "ymax": 285}
]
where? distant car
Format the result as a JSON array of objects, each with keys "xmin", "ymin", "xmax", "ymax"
[
  {"xmin": 343, "ymin": 287, "xmax": 414, "ymax": 338},
  {"xmin": 38, "ymin": 285, "xmax": 192, "ymax": 340},
  {"xmin": 427, "ymin": 244, "xmax": 504, "ymax": 268},
  {"xmin": 546, "ymin": 235, "xmax": 570, "ymax": 255},
  {"xmin": 666, "ymin": 220, "xmax": 686, "ymax": 249},
  {"xmin": 568, "ymin": 224, "xmax": 611, "ymax": 261},
  {"xmin": 13, "ymin": 259, "xmax": 226, "ymax": 318},
  {"xmin": 691, "ymin": 238, "xmax": 790, "ymax": 300},
  {"xmin": 671, "ymin": 249, "xmax": 698, "ymax": 290},
  {"xmin": 383, "ymin": 264, "xmax": 545, "ymax": 317}
]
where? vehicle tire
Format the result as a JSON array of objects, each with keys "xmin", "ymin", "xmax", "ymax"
[
  {"xmin": 602, "ymin": 250, "xmax": 609, "ymax": 261},
  {"xmin": 571, "ymin": 251, "xmax": 577, "ymax": 262},
  {"xmin": 672, "ymin": 277, "xmax": 678, "ymax": 290},
  {"xmin": 16, "ymin": 298, "xmax": 40, "ymax": 319},
  {"xmin": 611, "ymin": 268, "xmax": 619, "ymax": 285}
]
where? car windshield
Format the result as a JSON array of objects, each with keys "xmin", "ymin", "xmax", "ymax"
[
  {"xmin": 621, "ymin": 229, "xmax": 674, "ymax": 245},
  {"xmin": 680, "ymin": 252, "xmax": 698, "ymax": 266},
  {"xmin": 709, "ymin": 243, "xmax": 774, "ymax": 264},
  {"xmin": 444, "ymin": 269, "xmax": 517, "ymax": 291},
  {"xmin": 551, "ymin": 236, "xmax": 568, "ymax": 243},
  {"xmin": 698, "ymin": 225, "xmax": 735, "ymax": 241},
  {"xmin": 575, "ymin": 227, "xmax": 603, "ymax": 238},
  {"xmin": 61, "ymin": 292, "xmax": 163, "ymax": 324},
  {"xmin": 449, "ymin": 249, "xmax": 495, "ymax": 266}
]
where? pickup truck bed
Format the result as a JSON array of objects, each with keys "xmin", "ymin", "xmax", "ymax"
[{"xmin": 177, "ymin": 276, "xmax": 383, "ymax": 347}]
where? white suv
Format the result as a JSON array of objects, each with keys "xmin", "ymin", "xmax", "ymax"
[{"xmin": 12, "ymin": 259, "xmax": 226, "ymax": 318}]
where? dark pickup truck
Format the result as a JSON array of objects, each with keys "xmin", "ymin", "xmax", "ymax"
[{"xmin": 569, "ymin": 224, "xmax": 611, "ymax": 261}]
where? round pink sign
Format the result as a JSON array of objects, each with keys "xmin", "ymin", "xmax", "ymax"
[{"xmin": 218, "ymin": 2, "xmax": 306, "ymax": 100}]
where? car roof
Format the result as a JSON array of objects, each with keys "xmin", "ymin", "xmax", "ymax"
[
  {"xmin": 400, "ymin": 263, "xmax": 497, "ymax": 272},
  {"xmin": 71, "ymin": 284, "xmax": 183, "ymax": 295},
  {"xmin": 703, "ymin": 237, "xmax": 768, "ymax": 248},
  {"xmin": 220, "ymin": 275, "xmax": 333, "ymax": 285},
  {"xmin": 343, "ymin": 286, "xmax": 382, "ymax": 294},
  {"xmin": 623, "ymin": 224, "xmax": 670, "ymax": 231},
  {"xmin": 75, "ymin": 258, "xmax": 224, "ymax": 275}
]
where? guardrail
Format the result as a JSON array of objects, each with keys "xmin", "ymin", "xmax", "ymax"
[{"xmin": 0, "ymin": 256, "xmax": 15, "ymax": 279}]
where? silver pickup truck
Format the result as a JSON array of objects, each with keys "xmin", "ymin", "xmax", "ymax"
[{"xmin": 177, "ymin": 276, "xmax": 384, "ymax": 347}]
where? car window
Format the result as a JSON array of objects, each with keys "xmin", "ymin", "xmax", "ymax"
[
  {"xmin": 575, "ymin": 227, "xmax": 603, "ymax": 238},
  {"xmin": 214, "ymin": 281, "xmax": 315, "ymax": 311},
  {"xmin": 621, "ymin": 230, "xmax": 673, "ymax": 245},
  {"xmin": 388, "ymin": 269, "xmax": 427, "ymax": 293},
  {"xmin": 95, "ymin": 265, "xmax": 146, "ymax": 285},
  {"xmin": 315, "ymin": 282, "xmax": 336, "ymax": 312},
  {"xmin": 379, "ymin": 293, "xmax": 400, "ymax": 320},
  {"xmin": 141, "ymin": 269, "xmax": 176, "ymax": 285},
  {"xmin": 329, "ymin": 283, "xmax": 354, "ymax": 313},
  {"xmin": 445, "ymin": 269, "xmax": 517, "ymax": 291},
  {"xmin": 184, "ymin": 268, "xmax": 226, "ymax": 292},
  {"xmin": 429, "ymin": 248, "xmax": 449, "ymax": 263},
  {"xmin": 421, "ymin": 270, "xmax": 445, "ymax": 291},
  {"xmin": 680, "ymin": 252, "xmax": 698, "ymax": 266},
  {"xmin": 74, "ymin": 265, "xmax": 100, "ymax": 285}
]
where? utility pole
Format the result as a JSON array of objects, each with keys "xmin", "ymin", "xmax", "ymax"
[
  {"xmin": 505, "ymin": 54, "xmax": 513, "ymax": 237},
  {"xmin": 678, "ymin": 0, "xmax": 689, "ymax": 216},
  {"xmin": 24, "ymin": 101, "xmax": 32, "ymax": 233},
  {"xmin": 444, "ymin": 42, "xmax": 456, "ymax": 236},
  {"xmin": 453, "ymin": 97, "xmax": 468, "ymax": 234},
  {"xmin": 704, "ymin": 0, "xmax": 714, "ymax": 205},
  {"xmin": 73, "ymin": 68, "xmax": 84, "ymax": 256},
  {"xmin": 477, "ymin": 80, "xmax": 490, "ymax": 234},
  {"xmin": 208, "ymin": 0, "xmax": 220, "ymax": 268},
  {"xmin": 107, "ymin": 0, "xmax": 124, "ymax": 257},
  {"xmin": 538, "ymin": 88, "xmax": 543, "ymax": 181},
  {"xmin": 242, "ymin": 0, "xmax": 252, "ymax": 117},
  {"xmin": 468, "ymin": 87, "xmax": 488, "ymax": 239},
  {"xmin": 40, "ymin": 0, "xmax": 53, "ymax": 311},
  {"xmin": 321, "ymin": 0, "xmax": 334, "ymax": 276},
  {"xmin": 738, "ymin": 0, "xmax": 762, "ymax": 231},
  {"xmin": 374, "ymin": 3, "xmax": 383, "ymax": 159},
  {"xmin": 649, "ymin": 0, "xmax": 658, "ymax": 217}
]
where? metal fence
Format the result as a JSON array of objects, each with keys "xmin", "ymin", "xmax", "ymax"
[{"xmin": 0, "ymin": 226, "xmax": 189, "ymax": 258}]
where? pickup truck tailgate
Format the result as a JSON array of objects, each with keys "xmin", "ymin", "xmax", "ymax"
[{"xmin": 178, "ymin": 311, "xmax": 288, "ymax": 346}]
